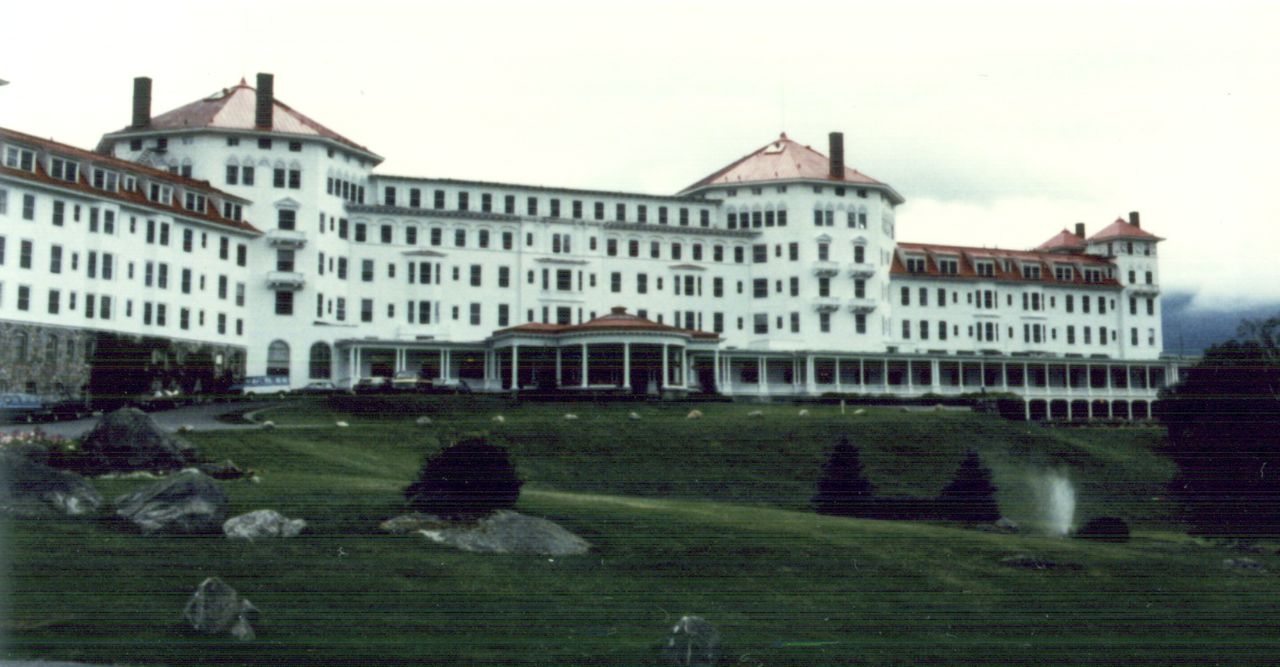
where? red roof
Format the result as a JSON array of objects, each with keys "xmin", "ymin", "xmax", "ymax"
[
  {"xmin": 892, "ymin": 241, "xmax": 1121, "ymax": 288},
  {"xmin": 1087, "ymin": 218, "xmax": 1164, "ymax": 243},
  {"xmin": 495, "ymin": 307, "xmax": 718, "ymax": 339},
  {"xmin": 109, "ymin": 80, "xmax": 376, "ymax": 156},
  {"xmin": 1035, "ymin": 229, "xmax": 1087, "ymax": 253},
  {"xmin": 681, "ymin": 134, "xmax": 901, "ymax": 201},
  {"xmin": 0, "ymin": 126, "xmax": 259, "ymax": 234}
]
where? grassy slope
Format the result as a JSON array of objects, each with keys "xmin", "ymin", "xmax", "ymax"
[{"xmin": 3, "ymin": 399, "xmax": 1274, "ymax": 666}]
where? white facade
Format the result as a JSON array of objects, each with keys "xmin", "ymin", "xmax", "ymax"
[{"xmin": 1, "ymin": 73, "xmax": 1181, "ymax": 418}]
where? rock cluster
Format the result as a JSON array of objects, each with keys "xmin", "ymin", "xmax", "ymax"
[
  {"xmin": 114, "ymin": 472, "xmax": 228, "ymax": 534},
  {"xmin": 0, "ymin": 447, "xmax": 102, "ymax": 517},
  {"xmin": 183, "ymin": 577, "xmax": 258, "ymax": 641},
  {"xmin": 77, "ymin": 408, "xmax": 201, "ymax": 474},
  {"xmin": 384, "ymin": 510, "xmax": 590, "ymax": 556},
  {"xmin": 224, "ymin": 509, "xmax": 307, "ymax": 540}
]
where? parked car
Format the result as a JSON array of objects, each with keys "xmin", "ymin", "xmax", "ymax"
[
  {"xmin": 296, "ymin": 381, "xmax": 340, "ymax": 396},
  {"xmin": 353, "ymin": 376, "xmax": 391, "ymax": 394},
  {"xmin": 391, "ymin": 371, "xmax": 427, "ymax": 392},
  {"xmin": 229, "ymin": 375, "xmax": 292, "ymax": 397}
]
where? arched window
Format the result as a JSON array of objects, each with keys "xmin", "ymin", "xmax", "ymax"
[
  {"xmin": 45, "ymin": 335, "xmax": 58, "ymax": 362},
  {"xmin": 266, "ymin": 340, "xmax": 290, "ymax": 378},
  {"xmin": 309, "ymin": 342, "xmax": 332, "ymax": 379}
]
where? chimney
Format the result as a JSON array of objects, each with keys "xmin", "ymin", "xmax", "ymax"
[
  {"xmin": 1128, "ymin": 210, "xmax": 1140, "ymax": 228},
  {"xmin": 255, "ymin": 73, "xmax": 274, "ymax": 129},
  {"xmin": 131, "ymin": 76, "xmax": 152, "ymax": 129},
  {"xmin": 828, "ymin": 131, "xmax": 845, "ymax": 179},
  {"xmin": 1074, "ymin": 223, "xmax": 1085, "ymax": 239}
]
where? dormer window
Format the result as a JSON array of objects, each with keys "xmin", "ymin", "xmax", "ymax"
[
  {"xmin": 905, "ymin": 256, "xmax": 927, "ymax": 273},
  {"xmin": 122, "ymin": 175, "xmax": 137, "ymax": 192},
  {"xmin": 92, "ymin": 168, "xmax": 119, "ymax": 192},
  {"xmin": 222, "ymin": 201, "xmax": 243, "ymax": 221},
  {"xmin": 936, "ymin": 257, "xmax": 959, "ymax": 275},
  {"xmin": 49, "ymin": 157, "xmax": 79, "ymax": 182},
  {"xmin": 1053, "ymin": 264, "xmax": 1074, "ymax": 282},
  {"xmin": 975, "ymin": 261, "xmax": 995, "ymax": 277},
  {"xmin": 1021, "ymin": 263, "xmax": 1042, "ymax": 280},
  {"xmin": 1083, "ymin": 268, "xmax": 1103, "ymax": 283},
  {"xmin": 147, "ymin": 182, "xmax": 172, "ymax": 205},
  {"xmin": 183, "ymin": 192, "xmax": 206, "ymax": 213},
  {"xmin": 4, "ymin": 146, "xmax": 36, "ymax": 172}
]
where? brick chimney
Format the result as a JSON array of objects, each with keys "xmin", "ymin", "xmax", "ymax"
[
  {"xmin": 1074, "ymin": 223, "xmax": 1085, "ymax": 238},
  {"xmin": 255, "ymin": 73, "xmax": 274, "ymax": 129},
  {"xmin": 1129, "ymin": 210, "xmax": 1140, "ymax": 229},
  {"xmin": 828, "ymin": 132, "xmax": 844, "ymax": 179},
  {"xmin": 131, "ymin": 77, "xmax": 152, "ymax": 129}
]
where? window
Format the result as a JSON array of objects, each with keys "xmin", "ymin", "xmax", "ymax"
[
  {"xmin": 905, "ymin": 256, "xmax": 926, "ymax": 273},
  {"xmin": 22, "ymin": 194, "xmax": 34, "ymax": 220},
  {"xmin": 610, "ymin": 272, "xmax": 622, "ymax": 293},
  {"xmin": 470, "ymin": 303, "xmax": 481, "ymax": 325},
  {"xmin": 361, "ymin": 259, "xmax": 374, "ymax": 281},
  {"xmin": 527, "ymin": 197, "xmax": 538, "ymax": 216},
  {"xmin": 309, "ymin": 343, "xmax": 332, "ymax": 379},
  {"xmin": 49, "ymin": 245, "xmax": 63, "ymax": 274},
  {"xmin": 380, "ymin": 225, "xmax": 393, "ymax": 244},
  {"xmin": 361, "ymin": 298, "xmax": 374, "ymax": 323},
  {"xmin": 47, "ymin": 289, "xmax": 60, "ymax": 314},
  {"xmin": 470, "ymin": 264, "xmax": 482, "ymax": 287},
  {"xmin": 498, "ymin": 266, "xmax": 510, "ymax": 288},
  {"xmin": 753, "ymin": 244, "xmax": 767, "ymax": 263},
  {"xmin": 49, "ymin": 157, "xmax": 78, "ymax": 183},
  {"xmin": 753, "ymin": 279, "xmax": 768, "ymax": 298},
  {"xmin": 754, "ymin": 314, "xmax": 768, "ymax": 334},
  {"xmin": 275, "ymin": 291, "xmax": 294, "ymax": 315},
  {"xmin": 19, "ymin": 240, "xmax": 32, "ymax": 269},
  {"xmin": 900, "ymin": 287, "xmax": 910, "ymax": 306},
  {"xmin": 455, "ymin": 229, "xmax": 466, "ymax": 247},
  {"xmin": 790, "ymin": 312, "xmax": 800, "ymax": 333},
  {"xmin": 855, "ymin": 313, "xmax": 867, "ymax": 334},
  {"xmin": 5, "ymin": 146, "xmax": 36, "ymax": 171},
  {"xmin": 52, "ymin": 201, "xmax": 65, "ymax": 226}
]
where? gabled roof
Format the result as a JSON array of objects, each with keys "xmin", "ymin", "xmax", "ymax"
[
  {"xmin": 106, "ymin": 79, "xmax": 377, "ymax": 158},
  {"xmin": 0, "ymin": 126, "xmax": 259, "ymax": 234},
  {"xmin": 1035, "ymin": 229, "xmax": 1088, "ymax": 253},
  {"xmin": 1088, "ymin": 218, "xmax": 1164, "ymax": 243},
  {"xmin": 494, "ymin": 307, "xmax": 719, "ymax": 339},
  {"xmin": 680, "ymin": 133, "xmax": 903, "ymax": 203}
]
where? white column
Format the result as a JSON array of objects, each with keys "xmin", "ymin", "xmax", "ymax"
[
  {"xmin": 713, "ymin": 348, "xmax": 720, "ymax": 393},
  {"xmin": 623, "ymin": 342, "xmax": 631, "ymax": 389},
  {"xmin": 440, "ymin": 350, "xmax": 450, "ymax": 381},
  {"xmin": 661, "ymin": 344, "xmax": 669, "ymax": 389},
  {"xmin": 835, "ymin": 358, "xmax": 843, "ymax": 394},
  {"xmin": 555, "ymin": 348, "xmax": 563, "ymax": 387},
  {"xmin": 580, "ymin": 344, "xmax": 588, "ymax": 388},
  {"xmin": 805, "ymin": 355, "xmax": 816, "ymax": 395},
  {"xmin": 511, "ymin": 345, "xmax": 519, "ymax": 390},
  {"xmin": 349, "ymin": 346, "xmax": 357, "ymax": 386},
  {"xmin": 758, "ymin": 356, "xmax": 767, "ymax": 395},
  {"xmin": 930, "ymin": 358, "xmax": 941, "ymax": 393}
]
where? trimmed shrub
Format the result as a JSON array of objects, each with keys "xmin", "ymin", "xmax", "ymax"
[
  {"xmin": 1077, "ymin": 516, "xmax": 1130, "ymax": 542},
  {"xmin": 405, "ymin": 437, "xmax": 523, "ymax": 520},
  {"xmin": 936, "ymin": 450, "xmax": 1000, "ymax": 522},
  {"xmin": 812, "ymin": 436, "xmax": 876, "ymax": 518}
]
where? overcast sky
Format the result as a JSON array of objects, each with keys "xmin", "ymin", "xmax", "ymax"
[{"xmin": 2, "ymin": 0, "xmax": 1276, "ymax": 310}]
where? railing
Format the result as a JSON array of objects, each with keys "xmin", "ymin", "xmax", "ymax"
[
  {"xmin": 266, "ymin": 229, "xmax": 307, "ymax": 248},
  {"xmin": 266, "ymin": 271, "xmax": 305, "ymax": 290}
]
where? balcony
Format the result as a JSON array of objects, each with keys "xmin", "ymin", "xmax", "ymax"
[
  {"xmin": 848, "ymin": 262, "xmax": 875, "ymax": 278},
  {"xmin": 266, "ymin": 228, "xmax": 307, "ymax": 248},
  {"xmin": 813, "ymin": 297, "xmax": 842, "ymax": 313},
  {"xmin": 812, "ymin": 261, "xmax": 840, "ymax": 277},
  {"xmin": 847, "ymin": 297, "xmax": 877, "ymax": 313},
  {"xmin": 266, "ymin": 271, "xmax": 305, "ymax": 290},
  {"xmin": 1130, "ymin": 282, "xmax": 1160, "ymax": 295}
]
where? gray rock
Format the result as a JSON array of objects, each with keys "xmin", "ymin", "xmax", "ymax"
[
  {"xmin": 0, "ymin": 449, "xmax": 103, "ymax": 518},
  {"xmin": 223, "ymin": 509, "xmax": 306, "ymax": 540},
  {"xmin": 1223, "ymin": 557, "xmax": 1267, "ymax": 572},
  {"xmin": 662, "ymin": 615, "xmax": 720, "ymax": 666},
  {"xmin": 415, "ymin": 416, "xmax": 433, "ymax": 425},
  {"xmin": 380, "ymin": 512, "xmax": 445, "ymax": 535},
  {"xmin": 78, "ymin": 408, "xmax": 200, "ymax": 474},
  {"xmin": 413, "ymin": 510, "xmax": 590, "ymax": 555},
  {"xmin": 114, "ymin": 472, "xmax": 228, "ymax": 534},
  {"xmin": 198, "ymin": 459, "xmax": 245, "ymax": 480},
  {"xmin": 182, "ymin": 577, "xmax": 258, "ymax": 641},
  {"xmin": 998, "ymin": 554, "xmax": 1081, "ymax": 570}
]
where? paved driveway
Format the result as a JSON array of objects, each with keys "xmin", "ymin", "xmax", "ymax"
[{"xmin": 3, "ymin": 401, "xmax": 285, "ymax": 439}]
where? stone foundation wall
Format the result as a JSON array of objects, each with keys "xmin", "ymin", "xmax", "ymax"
[
  {"xmin": 0, "ymin": 320, "xmax": 93, "ymax": 395},
  {"xmin": 0, "ymin": 319, "xmax": 246, "ymax": 398}
]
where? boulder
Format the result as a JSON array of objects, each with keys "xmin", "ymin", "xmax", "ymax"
[
  {"xmin": 563, "ymin": 413, "xmax": 579, "ymax": 420},
  {"xmin": 686, "ymin": 410, "xmax": 703, "ymax": 420},
  {"xmin": 1223, "ymin": 557, "xmax": 1267, "ymax": 573},
  {"xmin": 797, "ymin": 409, "xmax": 810, "ymax": 417},
  {"xmin": 994, "ymin": 517, "xmax": 1020, "ymax": 534},
  {"xmin": 76, "ymin": 408, "xmax": 200, "ymax": 474},
  {"xmin": 747, "ymin": 410, "xmax": 763, "ymax": 418},
  {"xmin": 998, "ymin": 554, "xmax": 1081, "ymax": 570},
  {"xmin": 661, "ymin": 615, "xmax": 720, "ymax": 666},
  {"xmin": 198, "ymin": 459, "xmax": 245, "ymax": 480},
  {"xmin": 335, "ymin": 421, "xmax": 349, "ymax": 428},
  {"xmin": 492, "ymin": 415, "xmax": 506, "ymax": 423},
  {"xmin": 415, "ymin": 416, "xmax": 434, "ymax": 425},
  {"xmin": 414, "ymin": 510, "xmax": 590, "ymax": 555},
  {"xmin": 114, "ymin": 472, "xmax": 228, "ymax": 534},
  {"xmin": 223, "ymin": 509, "xmax": 307, "ymax": 540},
  {"xmin": 628, "ymin": 412, "xmax": 642, "ymax": 421},
  {"xmin": 182, "ymin": 577, "xmax": 258, "ymax": 641},
  {"xmin": 380, "ymin": 512, "xmax": 445, "ymax": 535},
  {"xmin": 853, "ymin": 408, "xmax": 866, "ymax": 416},
  {"xmin": 0, "ymin": 449, "xmax": 103, "ymax": 517}
]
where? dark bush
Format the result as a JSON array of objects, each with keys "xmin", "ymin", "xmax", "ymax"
[
  {"xmin": 404, "ymin": 437, "xmax": 523, "ymax": 519},
  {"xmin": 1076, "ymin": 516, "xmax": 1130, "ymax": 542},
  {"xmin": 936, "ymin": 450, "xmax": 1000, "ymax": 523},
  {"xmin": 812, "ymin": 436, "xmax": 876, "ymax": 518}
]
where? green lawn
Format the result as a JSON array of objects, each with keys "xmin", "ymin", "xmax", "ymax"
[{"xmin": 3, "ymin": 398, "xmax": 1276, "ymax": 666}]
